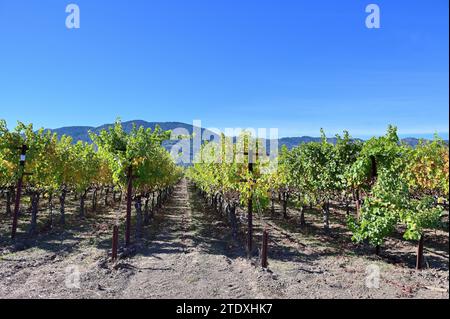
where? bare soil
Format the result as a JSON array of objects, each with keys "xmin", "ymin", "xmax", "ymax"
[{"xmin": 0, "ymin": 179, "xmax": 448, "ymax": 299}]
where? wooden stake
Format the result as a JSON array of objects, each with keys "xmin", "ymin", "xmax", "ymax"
[
  {"xmin": 11, "ymin": 144, "xmax": 28, "ymax": 239},
  {"xmin": 112, "ymin": 225, "xmax": 119, "ymax": 261},
  {"xmin": 261, "ymin": 229, "xmax": 269, "ymax": 268},
  {"xmin": 416, "ymin": 235, "xmax": 424, "ymax": 270},
  {"xmin": 125, "ymin": 166, "xmax": 133, "ymax": 246}
]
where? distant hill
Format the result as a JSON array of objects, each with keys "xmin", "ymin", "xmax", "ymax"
[
  {"xmin": 278, "ymin": 136, "xmax": 361, "ymax": 149},
  {"xmin": 400, "ymin": 137, "xmax": 424, "ymax": 148},
  {"xmin": 47, "ymin": 121, "xmax": 219, "ymax": 144},
  {"xmin": 45, "ymin": 120, "xmax": 447, "ymax": 163},
  {"xmin": 277, "ymin": 136, "xmax": 450, "ymax": 149},
  {"xmin": 46, "ymin": 121, "xmax": 220, "ymax": 165}
]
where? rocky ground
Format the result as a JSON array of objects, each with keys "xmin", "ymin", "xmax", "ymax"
[{"xmin": 0, "ymin": 179, "xmax": 448, "ymax": 299}]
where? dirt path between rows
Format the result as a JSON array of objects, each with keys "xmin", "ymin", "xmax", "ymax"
[
  {"xmin": 117, "ymin": 179, "xmax": 269, "ymax": 299},
  {"xmin": 0, "ymin": 179, "xmax": 448, "ymax": 299},
  {"xmin": 0, "ymin": 180, "xmax": 274, "ymax": 299}
]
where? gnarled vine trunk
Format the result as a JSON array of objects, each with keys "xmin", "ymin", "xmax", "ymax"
[
  {"xmin": 322, "ymin": 201, "xmax": 330, "ymax": 231},
  {"xmin": 29, "ymin": 192, "xmax": 41, "ymax": 235},
  {"xmin": 135, "ymin": 196, "xmax": 143, "ymax": 239},
  {"xmin": 282, "ymin": 192, "xmax": 289, "ymax": 219},
  {"xmin": 6, "ymin": 187, "xmax": 14, "ymax": 216},
  {"xmin": 48, "ymin": 193, "xmax": 53, "ymax": 227},
  {"xmin": 144, "ymin": 195, "xmax": 150, "ymax": 225},
  {"xmin": 271, "ymin": 193, "xmax": 275, "ymax": 214},
  {"xmin": 79, "ymin": 192, "xmax": 86, "ymax": 218},
  {"xmin": 151, "ymin": 192, "xmax": 156, "ymax": 215},
  {"xmin": 355, "ymin": 189, "xmax": 361, "ymax": 220},
  {"xmin": 92, "ymin": 188, "xmax": 98, "ymax": 212},
  {"xmin": 157, "ymin": 191, "xmax": 162, "ymax": 208},
  {"xmin": 227, "ymin": 204, "xmax": 238, "ymax": 240},
  {"xmin": 104, "ymin": 187, "xmax": 109, "ymax": 206},
  {"xmin": 59, "ymin": 188, "xmax": 67, "ymax": 225},
  {"xmin": 299, "ymin": 206, "xmax": 306, "ymax": 227}
]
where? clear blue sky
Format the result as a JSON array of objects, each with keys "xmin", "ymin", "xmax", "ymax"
[{"xmin": 0, "ymin": 0, "xmax": 448, "ymax": 138}]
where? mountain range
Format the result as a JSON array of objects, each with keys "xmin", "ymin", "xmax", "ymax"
[{"xmin": 46, "ymin": 120, "xmax": 440, "ymax": 149}]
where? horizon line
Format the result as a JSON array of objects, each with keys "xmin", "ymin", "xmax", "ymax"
[{"xmin": 2, "ymin": 118, "xmax": 448, "ymax": 140}]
